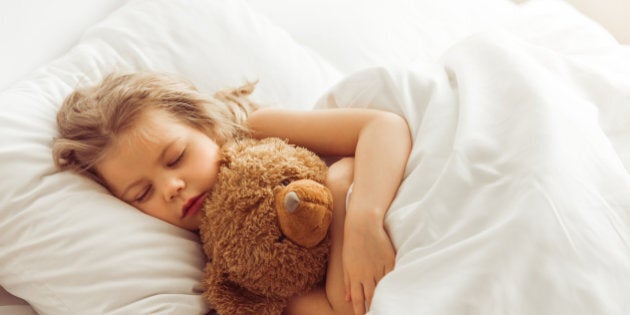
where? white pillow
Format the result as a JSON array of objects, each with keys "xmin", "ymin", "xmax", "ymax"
[
  {"xmin": 0, "ymin": 0, "xmax": 340, "ymax": 314},
  {"xmin": 246, "ymin": 0, "xmax": 519, "ymax": 73},
  {"xmin": 0, "ymin": 0, "xmax": 128, "ymax": 91}
]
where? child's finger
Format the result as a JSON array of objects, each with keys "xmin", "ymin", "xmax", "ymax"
[
  {"xmin": 344, "ymin": 271, "xmax": 351, "ymax": 302},
  {"xmin": 351, "ymin": 282, "xmax": 366, "ymax": 315},
  {"xmin": 363, "ymin": 279, "xmax": 376, "ymax": 311}
]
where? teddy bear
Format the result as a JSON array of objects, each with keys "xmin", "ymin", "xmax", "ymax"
[{"xmin": 199, "ymin": 137, "xmax": 334, "ymax": 315}]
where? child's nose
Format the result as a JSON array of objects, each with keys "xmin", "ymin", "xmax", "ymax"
[{"xmin": 163, "ymin": 176, "xmax": 185, "ymax": 201}]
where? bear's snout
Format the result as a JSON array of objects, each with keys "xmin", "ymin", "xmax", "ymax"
[{"xmin": 275, "ymin": 180, "xmax": 333, "ymax": 248}]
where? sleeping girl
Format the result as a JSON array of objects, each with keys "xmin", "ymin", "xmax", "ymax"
[{"xmin": 52, "ymin": 72, "xmax": 411, "ymax": 315}]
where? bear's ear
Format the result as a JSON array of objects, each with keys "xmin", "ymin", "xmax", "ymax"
[
  {"xmin": 219, "ymin": 138, "xmax": 249, "ymax": 166},
  {"xmin": 219, "ymin": 147, "xmax": 233, "ymax": 167}
]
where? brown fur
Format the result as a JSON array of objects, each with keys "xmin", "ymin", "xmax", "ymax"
[{"xmin": 199, "ymin": 137, "xmax": 333, "ymax": 315}]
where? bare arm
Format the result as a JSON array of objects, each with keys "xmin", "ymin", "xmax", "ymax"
[
  {"xmin": 247, "ymin": 107, "xmax": 410, "ymax": 224},
  {"xmin": 247, "ymin": 107, "xmax": 411, "ymax": 314}
]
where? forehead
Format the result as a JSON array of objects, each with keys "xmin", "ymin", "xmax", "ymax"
[{"xmin": 114, "ymin": 110, "xmax": 185, "ymax": 152}]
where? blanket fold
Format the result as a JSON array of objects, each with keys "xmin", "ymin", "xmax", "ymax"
[{"xmin": 318, "ymin": 31, "xmax": 630, "ymax": 314}]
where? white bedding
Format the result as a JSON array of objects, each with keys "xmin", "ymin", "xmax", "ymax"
[
  {"xmin": 1, "ymin": 0, "xmax": 629, "ymax": 314},
  {"xmin": 318, "ymin": 31, "xmax": 630, "ymax": 314}
]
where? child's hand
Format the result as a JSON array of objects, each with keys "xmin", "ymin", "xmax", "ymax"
[{"xmin": 343, "ymin": 211, "xmax": 395, "ymax": 315}]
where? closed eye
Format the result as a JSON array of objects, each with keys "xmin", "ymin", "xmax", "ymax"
[
  {"xmin": 135, "ymin": 185, "xmax": 153, "ymax": 203},
  {"xmin": 167, "ymin": 150, "xmax": 185, "ymax": 167}
]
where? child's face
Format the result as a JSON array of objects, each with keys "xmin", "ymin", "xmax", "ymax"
[{"xmin": 96, "ymin": 109, "xmax": 220, "ymax": 231}]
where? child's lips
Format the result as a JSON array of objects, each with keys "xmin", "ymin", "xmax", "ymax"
[{"xmin": 182, "ymin": 193, "xmax": 207, "ymax": 218}]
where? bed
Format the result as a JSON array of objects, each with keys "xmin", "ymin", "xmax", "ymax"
[{"xmin": 1, "ymin": 0, "xmax": 629, "ymax": 314}]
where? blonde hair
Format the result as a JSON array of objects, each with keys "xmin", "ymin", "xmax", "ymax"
[{"xmin": 52, "ymin": 72, "xmax": 258, "ymax": 183}]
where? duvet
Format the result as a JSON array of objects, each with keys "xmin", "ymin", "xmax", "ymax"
[{"xmin": 318, "ymin": 31, "xmax": 630, "ymax": 314}]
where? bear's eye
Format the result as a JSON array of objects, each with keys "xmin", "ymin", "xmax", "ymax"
[{"xmin": 281, "ymin": 179, "xmax": 291, "ymax": 186}]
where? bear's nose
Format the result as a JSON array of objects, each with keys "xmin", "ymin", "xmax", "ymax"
[{"xmin": 284, "ymin": 191, "xmax": 300, "ymax": 213}]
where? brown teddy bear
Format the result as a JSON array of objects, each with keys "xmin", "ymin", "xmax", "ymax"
[{"xmin": 199, "ymin": 137, "xmax": 334, "ymax": 315}]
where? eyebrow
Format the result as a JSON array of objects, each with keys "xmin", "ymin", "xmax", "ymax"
[{"xmin": 119, "ymin": 140, "xmax": 178, "ymax": 200}]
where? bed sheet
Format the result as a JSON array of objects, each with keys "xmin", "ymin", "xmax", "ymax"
[{"xmin": 317, "ymin": 31, "xmax": 630, "ymax": 314}]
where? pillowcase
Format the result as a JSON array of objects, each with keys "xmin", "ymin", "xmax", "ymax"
[
  {"xmin": 0, "ymin": 0, "xmax": 127, "ymax": 91},
  {"xmin": 0, "ymin": 0, "xmax": 340, "ymax": 314},
  {"xmin": 246, "ymin": 0, "xmax": 519, "ymax": 73}
]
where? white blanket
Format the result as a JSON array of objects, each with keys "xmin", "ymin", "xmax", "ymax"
[{"xmin": 319, "ymin": 31, "xmax": 630, "ymax": 314}]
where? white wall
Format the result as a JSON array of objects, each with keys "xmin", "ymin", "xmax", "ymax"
[{"xmin": 564, "ymin": 0, "xmax": 630, "ymax": 44}]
